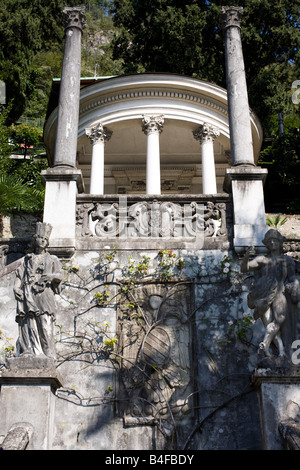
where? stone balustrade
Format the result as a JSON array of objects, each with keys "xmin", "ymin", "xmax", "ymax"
[{"xmin": 76, "ymin": 194, "xmax": 233, "ymax": 250}]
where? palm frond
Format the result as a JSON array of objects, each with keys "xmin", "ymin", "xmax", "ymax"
[{"xmin": 0, "ymin": 174, "xmax": 44, "ymax": 216}]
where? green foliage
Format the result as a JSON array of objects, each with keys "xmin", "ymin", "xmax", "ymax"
[
  {"xmin": 111, "ymin": 0, "xmax": 300, "ymax": 137},
  {"xmin": 9, "ymin": 123, "xmax": 43, "ymax": 158},
  {"xmin": 104, "ymin": 337, "xmax": 118, "ymax": 350},
  {"xmin": 0, "ymin": 109, "xmax": 47, "ymax": 216},
  {"xmin": 104, "ymin": 246, "xmax": 118, "ymax": 263},
  {"xmin": 0, "ymin": 328, "xmax": 15, "ymax": 364},
  {"xmin": 266, "ymin": 214, "xmax": 288, "ymax": 229},
  {"xmin": 227, "ymin": 314, "xmax": 256, "ymax": 343},
  {"xmin": 111, "ymin": 1, "xmax": 222, "ymax": 80},
  {"xmin": 0, "ymin": 173, "xmax": 45, "ymax": 216},
  {"xmin": 127, "ymin": 255, "xmax": 151, "ymax": 280},
  {"xmin": 259, "ymin": 127, "xmax": 300, "ymax": 212},
  {"xmin": 220, "ymin": 254, "xmax": 232, "ymax": 276},
  {"xmin": 0, "ymin": 0, "xmax": 80, "ymax": 123},
  {"xmin": 158, "ymin": 249, "xmax": 177, "ymax": 279},
  {"xmin": 94, "ymin": 285, "xmax": 110, "ymax": 305},
  {"xmin": 81, "ymin": 3, "xmax": 124, "ymax": 78},
  {"xmin": 0, "ymin": 104, "xmax": 13, "ymax": 158}
]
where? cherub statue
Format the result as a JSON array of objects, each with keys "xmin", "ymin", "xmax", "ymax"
[
  {"xmin": 13, "ymin": 222, "xmax": 62, "ymax": 359},
  {"xmin": 241, "ymin": 229, "xmax": 300, "ymax": 359}
]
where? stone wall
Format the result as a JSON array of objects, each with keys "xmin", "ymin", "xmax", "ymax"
[
  {"xmin": 0, "ymin": 246, "xmax": 272, "ymax": 450},
  {"xmin": 0, "ymin": 214, "xmax": 41, "ymax": 239},
  {"xmin": 0, "ymin": 206, "xmax": 300, "ymax": 449}
]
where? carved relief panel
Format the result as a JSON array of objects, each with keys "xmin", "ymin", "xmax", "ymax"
[{"xmin": 117, "ymin": 282, "xmax": 196, "ymax": 443}]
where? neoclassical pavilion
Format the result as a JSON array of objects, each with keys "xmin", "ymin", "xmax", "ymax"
[
  {"xmin": 41, "ymin": 6, "xmax": 267, "ymax": 257},
  {"xmin": 44, "ymin": 73, "xmax": 263, "ymax": 196}
]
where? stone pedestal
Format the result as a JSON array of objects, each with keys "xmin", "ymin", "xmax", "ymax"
[
  {"xmin": 42, "ymin": 168, "xmax": 84, "ymax": 256},
  {"xmin": 0, "ymin": 357, "xmax": 63, "ymax": 450},
  {"xmin": 253, "ymin": 369, "xmax": 300, "ymax": 450},
  {"xmin": 224, "ymin": 167, "xmax": 268, "ymax": 252}
]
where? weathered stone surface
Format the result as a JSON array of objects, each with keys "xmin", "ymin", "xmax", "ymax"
[
  {"xmin": 253, "ymin": 372, "xmax": 300, "ymax": 450},
  {"xmin": 13, "ymin": 222, "xmax": 62, "ymax": 359},
  {"xmin": 222, "ymin": 6, "xmax": 255, "ymax": 166},
  {"xmin": 279, "ymin": 418, "xmax": 300, "ymax": 449},
  {"xmin": 0, "ymin": 422, "xmax": 34, "ymax": 450},
  {"xmin": 241, "ymin": 229, "xmax": 300, "ymax": 361}
]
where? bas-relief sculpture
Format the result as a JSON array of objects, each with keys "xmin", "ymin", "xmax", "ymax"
[
  {"xmin": 241, "ymin": 229, "xmax": 300, "ymax": 363},
  {"xmin": 13, "ymin": 223, "xmax": 62, "ymax": 359},
  {"xmin": 76, "ymin": 199, "xmax": 228, "ymax": 239},
  {"xmin": 118, "ymin": 283, "xmax": 195, "ymax": 440}
]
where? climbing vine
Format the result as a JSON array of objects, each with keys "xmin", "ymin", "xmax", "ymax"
[
  {"xmin": 0, "ymin": 329, "xmax": 15, "ymax": 367},
  {"xmin": 49, "ymin": 248, "xmax": 258, "ymax": 450},
  {"xmin": 0, "ymin": 246, "xmax": 259, "ymax": 449}
]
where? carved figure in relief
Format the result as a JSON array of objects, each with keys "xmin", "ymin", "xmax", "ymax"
[
  {"xmin": 120, "ymin": 285, "xmax": 193, "ymax": 430},
  {"xmin": 83, "ymin": 199, "xmax": 227, "ymax": 239},
  {"xmin": 241, "ymin": 229, "xmax": 300, "ymax": 359},
  {"xmin": 13, "ymin": 222, "xmax": 62, "ymax": 359}
]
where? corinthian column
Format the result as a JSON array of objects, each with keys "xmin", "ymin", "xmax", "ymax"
[
  {"xmin": 142, "ymin": 115, "xmax": 164, "ymax": 194},
  {"xmin": 53, "ymin": 7, "xmax": 86, "ymax": 167},
  {"xmin": 193, "ymin": 123, "xmax": 219, "ymax": 194},
  {"xmin": 222, "ymin": 6, "xmax": 254, "ymax": 166},
  {"xmin": 222, "ymin": 6, "xmax": 268, "ymax": 252},
  {"xmin": 86, "ymin": 123, "xmax": 112, "ymax": 194},
  {"xmin": 42, "ymin": 7, "xmax": 86, "ymax": 257}
]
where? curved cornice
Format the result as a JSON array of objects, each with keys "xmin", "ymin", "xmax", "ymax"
[
  {"xmin": 79, "ymin": 73, "xmax": 228, "ymax": 113},
  {"xmin": 44, "ymin": 73, "xmax": 263, "ymax": 162}
]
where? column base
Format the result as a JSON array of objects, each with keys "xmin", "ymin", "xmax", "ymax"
[
  {"xmin": 252, "ymin": 367, "xmax": 300, "ymax": 450},
  {"xmin": 223, "ymin": 166, "xmax": 268, "ymax": 253},
  {"xmin": 42, "ymin": 168, "xmax": 84, "ymax": 257},
  {"xmin": 0, "ymin": 356, "xmax": 63, "ymax": 450}
]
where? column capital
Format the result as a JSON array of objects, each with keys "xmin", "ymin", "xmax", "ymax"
[
  {"xmin": 63, "ymin": 6, "xmax": 87, "ymax": 32},
  {"xmin": 221, "ymin": 6, "xmax": 243, "ymax": 29},
  {"xmin": 142, "ymin": 115, "xmax": 164, "ymax": 135},
  {"xmin": 193, "ymin": 123, "xmax": 220, "ymax": 143},
  {"xmin": 85, "ymin": 123, "xmax": 112, "ymax": 145}
]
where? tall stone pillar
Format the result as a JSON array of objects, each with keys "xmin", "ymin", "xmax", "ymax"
[
  {"xmin": 42, "ymin": 7, "xmax": 86, "ymax": 257},
  {"xmin": 54, "ymin": 6, "xmax": 86, "ymax": 168},
  {"xmin": 86, "ymin": 123, "xmax": 112, "ymax": 194},
  {"xmin": 222, "ymin": 6, "xmax": 267, "ymax": 252},
  {"xmin": 193, "ymin": 123, "xmax": 219, "ymax": 194},
  {"xmin": 222, "ymin": 6, "xmax": 254, "ymax": 166},
  {"xmin": 142, "ymin": 115, "xmax": 164, "ymax": 195}
]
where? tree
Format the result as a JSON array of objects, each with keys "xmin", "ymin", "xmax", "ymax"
[
  {"xmin": 0, "ymin": 107, "xmax": 47, "ymax": 216},
  {"xmin": 111, "ymin": 0, "xmax": 300, "ymax": 135},
  {"xmin": 0, "ymin": 104, "xmax": 13, "ymax": 158},
  {"xmin": 80, "ymin": 1, "xmax": 124, "ymax": 78},
  {"xmin": 110, "ymin": 0, "xmax": 300, "ymax": 213},
  {"xmin": 0, "ymin": 174, "xmax": 45, "ymax": 216},
  {"xmin": 259, "ymin": 127, "xmax": 300, "ymax": 213},
  {"xmin": 9, "ymin": 124, "xmax": 43, "ymax": 159},
  {"xmin": 0, "ymin": 0, "xmax": 79, "ymax": 124}
]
